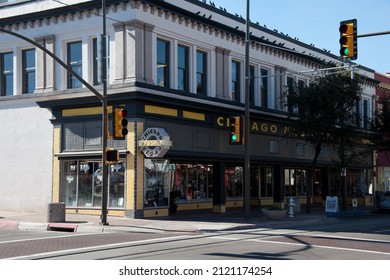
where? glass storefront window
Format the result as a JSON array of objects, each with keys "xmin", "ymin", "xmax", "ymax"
[
  {"xmin": 330, "ymin": 168, "xmax": 373, "ymax": 197},
  {"xmin": 144, "ymin": 159, "xmax": 170, "ymax": 208},
  {"xmin": 225, "ymin": 165, "xmax": 243, "ymax": 199},
  {"xmin": 251, "ymin": 166, "xmax": 274, "ymax": 198},
  {"xmin": 61, "ymin": 160, "xmax": 125, "ymax": 208},
  {"xmin": 284, "ymin": 168, "xmax": 308, "ymax": 197},
  {"xmin": 172, "ymin": 163, "xmax": 213, "ymax": 202},
  {"xmin": 144, "ymin": 161, "xmax": 213, "ymax": 208},
  {"xmin": 378, "ymin": 167, "xmax": 390, "ymax": 192},
  {"xmin": 346, "ymin": 169, "xmax": 372, "ymax": 197}
]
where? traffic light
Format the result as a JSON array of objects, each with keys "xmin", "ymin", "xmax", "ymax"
[
  {"xmin": 339, "ymin": 19, "xmax": 357, "ymax": 60},
  {"xmin": 113, "ymin": 106, "xmax": 128, "ymax": 140},
  {"xmin": 229, "ymin": 116, "xmax": 242, "ymax": 144},
  {"xmin": 106, "ymin": 149, "xmax": 119, "ymax": 164}
]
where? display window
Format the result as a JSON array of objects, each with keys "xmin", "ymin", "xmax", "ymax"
[
  {"xmin": 347, "ymin": 169, "xmax": 372, "ymax": 197},
  {"xmin": 330, "ymin": 168, "xmax": 373, "ymax": 197},
  {"xmin": 144, "ymin": 159, "xmax": 170, "ymax": 208},
  {"xmin": 61, "ymin": 160, "xmax": 125, "ymax": 208},
  {"xmin": 144, "ymin": 160, "xmax": 213, "ymax": 208},
  {"xmin": 225, "ymin": 165, "xmax": 243, "ymax": 199},
  {"xmin": 250, "ymin": 166, "xmax": 274, "ymax": 198},
  {"xmin": 173, "ymin": 163, "xmax": 213, "ymax": 202},
  {"xmin": 284, "ymin": 168, "xmax": 308, "ymax": 197}
]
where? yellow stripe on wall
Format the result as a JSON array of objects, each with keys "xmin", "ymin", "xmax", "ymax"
[
  {"xmin": 144, "ymin": 105, "xmax": 178, "ymax": 117},
  {"xmin": 183, "ymin": 111, "xmax": 205, "ymax": 121},
  {"xmin": 62, "ymin": 106, "xmax": 113, "ymax": 117}
]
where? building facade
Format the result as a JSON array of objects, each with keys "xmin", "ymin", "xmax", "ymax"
[
  {"xmin": 0, "ymin": 0, "xmax": 377, "ymax": 217},
  {"xmin": 375, "ymin": 72, "xmax": 390, "ymax": 192}
]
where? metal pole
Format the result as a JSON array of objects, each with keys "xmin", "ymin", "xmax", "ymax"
[
  {"xmin": 244, "ymin": 0, "xmax": 251, "ymax": 219},
  {"xmin": 357, "ymin": 30, "xmax": 390, "ymax": 38},
  {"xmin": 100, "ymin": 0, "xmax": 109, "ymax": 225}
]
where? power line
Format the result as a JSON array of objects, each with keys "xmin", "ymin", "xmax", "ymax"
[{"xmin": 51, "ymin": 0, "xmax": 124, "ymax": 25}]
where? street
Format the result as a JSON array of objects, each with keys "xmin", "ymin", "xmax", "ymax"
[{"xmin": 1, "ymin": 214, "xmax": 389, "ymax": 260}]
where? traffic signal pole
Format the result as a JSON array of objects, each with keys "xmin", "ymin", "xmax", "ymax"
[
  {"xmin": 357, "ymin": 30, "xmax": 390, "ymax": 38},
  {"xmin": 101, "ymin": 0, "xmax": 109, "ymax": 225},
  {"xmin": 244, "ymin": 0, "xmax": 251, "ymax": 219}
]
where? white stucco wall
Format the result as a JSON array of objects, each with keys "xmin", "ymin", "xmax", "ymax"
[{"xmin": 0, "ymin": 98, "xmax": 53, "ymax": 213}]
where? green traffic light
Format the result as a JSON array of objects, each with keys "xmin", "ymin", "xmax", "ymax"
[{"xmin": 231, "ymin": 134, "xmax": 237, "ymax": 141}]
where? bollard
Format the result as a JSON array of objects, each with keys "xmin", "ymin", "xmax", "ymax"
[{"xmin": 288, "ymin": 197, "xmax": 295, "ymax": 218}]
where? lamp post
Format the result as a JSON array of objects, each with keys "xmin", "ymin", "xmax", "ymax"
[
  {"xmin": 244, "ymin": 0, "xmax": 251, "ymax": 219},
  {"xmin": 100, "ymin": 0, "xmax": 109, "ymax": 225}
]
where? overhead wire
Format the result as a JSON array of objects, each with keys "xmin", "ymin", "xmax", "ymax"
[{"xmin": 50, "ymin": 0, "xmax": 124, "ymax": 25}]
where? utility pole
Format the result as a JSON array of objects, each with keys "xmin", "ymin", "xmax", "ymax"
[
  {"xmin": 244, "ymin": 0, "xmax": 251, "ymax": 219},
  {"xmin": 100, "ymin": 0, "xmax": 109, "ymax": 225}
]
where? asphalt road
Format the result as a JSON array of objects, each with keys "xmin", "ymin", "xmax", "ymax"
[{"xmin": 1, "ymin": 214, "xmax": 389, "ymax": 260}]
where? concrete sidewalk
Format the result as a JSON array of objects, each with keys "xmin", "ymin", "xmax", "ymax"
[{"xmin": 0, "ymin": 207, "xmax": 340, "ymax": 233}]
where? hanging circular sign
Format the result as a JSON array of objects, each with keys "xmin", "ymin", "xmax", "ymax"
[{"xmin": 138, "ymin": 127, "xmax": 172, "ymax": 158}]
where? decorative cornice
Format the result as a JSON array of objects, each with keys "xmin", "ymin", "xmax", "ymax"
[{"xmin": 0, "ymin": 0, "xmax": 327, "ymax": 71}]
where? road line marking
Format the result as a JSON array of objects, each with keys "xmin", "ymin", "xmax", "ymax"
[
  {"xmin": 5, "ymin": 235, "xmax": 190, "ymax": 260},
  {"xmin": 209, "ymin": 236, "xmax": 390, "ymax": 256},
  {"xmin": 0, "ymin": 232, "xmax": 102, "ymax": 245}
]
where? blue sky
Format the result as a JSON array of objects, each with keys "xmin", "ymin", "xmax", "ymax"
[{"xmin": 209, "ymin": 0, "xmax": 390, "ymax": 74}]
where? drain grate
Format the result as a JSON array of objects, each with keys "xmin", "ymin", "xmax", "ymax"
[{"xmin": 47, "ymin": 223, "xmax": 78, "ymax": 232}]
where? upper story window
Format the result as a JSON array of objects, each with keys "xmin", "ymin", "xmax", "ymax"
[
  {"xmin": 356, "ymin": 98, "xmax": 370, "ymax": 129},
  {"xmin": 92, "ymin": 36, "xmax": 110, "ymax": 86},
  {"xmin": 249, "ymin": 65, "xmax": 255, "ymax": 105},
  {"xmin": 157, "ymin": 39, "xmax": 170, "ymax": 88},
  {"xmin": 177, "ymin": 45, "xmax": 189, "ymax": 92},
  {"xmin": 286, "ymin": 76, "xmax": 296, "ymax": 113},
  {"xmin": 232, "ymin": 60, "xmax": 240, "ymax": 102},
  {"xmin": 93, "ymin": 38, "xmax": 101, "ymax": 86},
  {"xmin": 260, "ymin": 68, "xmax": 269, "ymax": 108},
  {"xmin": 0, "ymin": 52, "xmax": 13, "ymax": 96},
  {"xmin": 22, "ymin": 48, "xmax": 36, "ymax": 94},
  {"xmin": 196, "ymin": 50, "xmax": 207, "ymax": 95},
  {"xmin": 67, "ymin": 41, "xmax": 82, "ymax": 89}
]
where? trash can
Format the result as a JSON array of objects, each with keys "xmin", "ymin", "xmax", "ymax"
[{"xmin": 47, "ymin": 202, "xmax": 66, "ymax": 223}]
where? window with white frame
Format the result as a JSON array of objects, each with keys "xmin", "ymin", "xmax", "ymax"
[
  {"xmin": 260, "ymin": 68, "xmax": 269, "ymax": 108},
  {"xmin": 157, "ymin": 38, "xmax": 170, "ymax": 88},
  {"xmin": 1, "ymin": 52, "xmax": 13, "ymax": 96},
  {"xmin": 196, "ymin": 50, "xmax": 207, "ymax": 95},
  {"xmin": 286, "ymin": 76, "xmax": 295, "ymax": 113},
  {"xmin": 177, "ymin": 44, "xmax": 189, "ymax": 92},
  {"xmin": 363, "ymin": 98, "xmax": 370, "ymax": 128},
  {"xmin": 22, "ymin": 48, "xmax": 36, "ymax": 94},
  {"xmin": 231, "ymin": 60, "xmax": 240, "ymax": 102},
  {"xmin": 92, "ymin": 35, "xmax": 110, "ymax": 86},
  {"xmin": 67, "ymin": 41, "xmax": 82, "ymax": 89},
  {"xmin": 249, "ymin": 65, "xmax": 255, "ymax": 105}
]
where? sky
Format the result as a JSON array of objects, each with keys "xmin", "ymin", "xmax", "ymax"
[{"xmin": 209, "ymin": 0, "xmax": 390, "ymax": 74}]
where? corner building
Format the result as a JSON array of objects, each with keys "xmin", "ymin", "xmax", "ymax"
[{"xmin": 0, "ymin": 0, "xmax": 377, "ymax": 217}]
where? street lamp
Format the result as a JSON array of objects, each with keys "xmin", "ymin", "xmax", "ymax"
[{"xmin": 244, "ymin": 0, "xmax": 251, "ymax": 219}]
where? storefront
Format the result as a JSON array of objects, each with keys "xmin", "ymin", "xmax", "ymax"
[
  {"xmin": 60, "ymin": 160, "xmax": 125, "ymax": 209},
  {"xmin": 40, "ymin": 97, "xmax": 374, "ymax": 219}
]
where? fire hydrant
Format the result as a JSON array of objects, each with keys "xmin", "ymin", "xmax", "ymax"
[{"xmin": 288, "ymin": 197, "xmax": 295, "ymax": 218}]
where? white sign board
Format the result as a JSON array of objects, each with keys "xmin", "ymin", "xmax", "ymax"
[{"xmin": 325, "ymin": 196, "xmax": 339, "ymax": 213}]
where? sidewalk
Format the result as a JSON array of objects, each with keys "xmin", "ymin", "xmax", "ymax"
[{"xmin": 0, "ymin": 207, "xmax": 341, "ymax": 233}]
